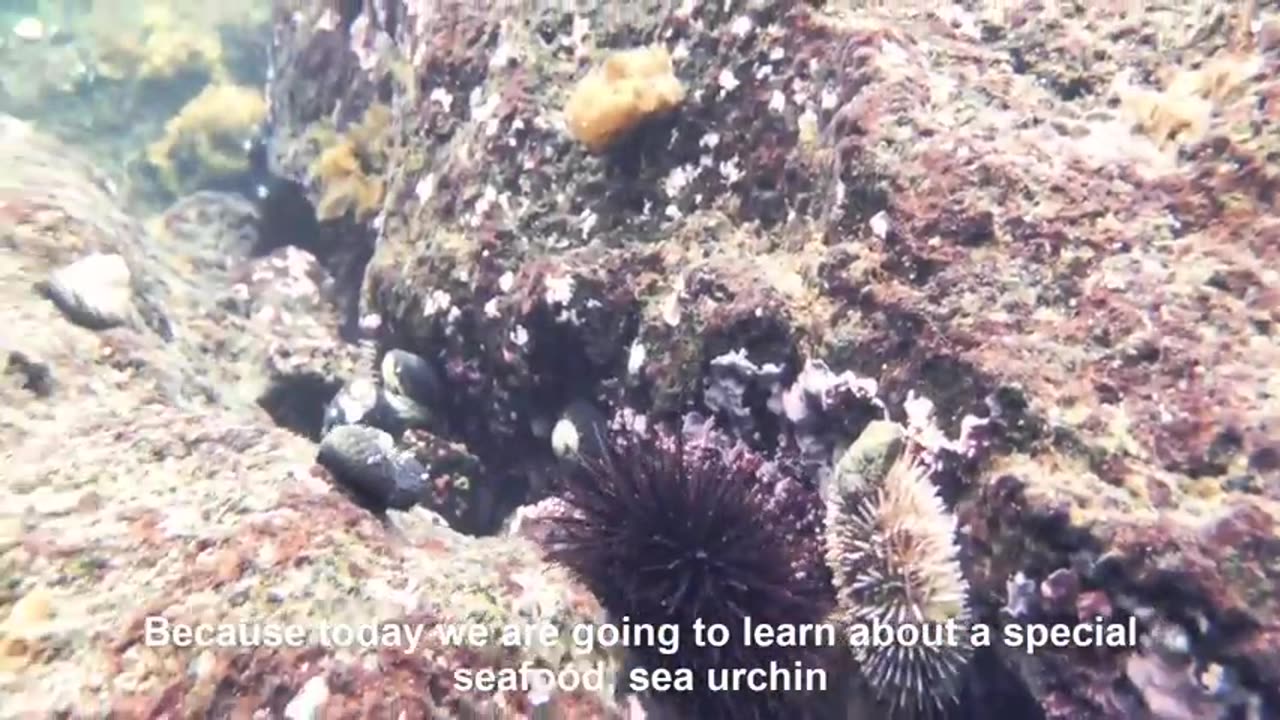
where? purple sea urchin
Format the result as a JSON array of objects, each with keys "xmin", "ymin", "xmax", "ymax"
[
  {"xmin": 543, "ymin": 413, "xmax": 834, "ymax": 718},
  {"xmin": 826, "ymin": 448, "xmax": 973, "ymax": 718}
]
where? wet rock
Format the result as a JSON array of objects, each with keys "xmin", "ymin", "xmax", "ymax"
[
  {"xmin": 316, "ymin": 425, "xmax": 426, "ymax": 511},
  {"xmin": 258, "ymin": 1, "xmax": 1280, "ymax": 716},
  {"xmin": 4, "ymin": 351, "xmax": 53, "ymax": 397},
  {"xmin": 400, "ymin": 429, "xmax": 499, "ymax": 534},
  {"xmin": 42, "ymin": 253, "xmax": 133, "ymax": 329},
  {"xmin": 0, "ymin": 117, "xmax": 628, "ymax": 718}
]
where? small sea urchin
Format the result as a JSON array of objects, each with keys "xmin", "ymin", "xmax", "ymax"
[
  {"xmin": 826, "ymin": 447, "xmax": 973, "ymax": 717},
  {"xmin": 544, "ymin": 413, "xmax": 833, "ymax": 718}
]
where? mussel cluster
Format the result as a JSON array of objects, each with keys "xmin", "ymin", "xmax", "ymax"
[{"xmin": 315, "ymin": 314, "xmax": 442, "ymax": 512}]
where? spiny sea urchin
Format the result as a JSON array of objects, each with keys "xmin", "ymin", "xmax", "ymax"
[
  {"xmin": 825, "ymin": 446, "xmax": 973, "ymax": 718},
  {"xmin": 544, "ymin": 413, "xmax": 834, "ymax": 718}
]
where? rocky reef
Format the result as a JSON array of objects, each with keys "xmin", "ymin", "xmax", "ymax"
[
  {"xmin": 258, "ymin": 0, "xmax": 1279, "ymax": 716},
  {"xmin": 0, "ymin": 116, "xmax": 616, "ymax": 717},
  {"xmin": 1, "ymin": 0, "xmax": 1278, "ymax": 718}
]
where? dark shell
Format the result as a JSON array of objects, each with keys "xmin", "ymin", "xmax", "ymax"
[
  {"xmin": 380, "ymin": 348, "xmax": 442, "ymax": 408},
  {"xmin": 316, "ymin": 424, "xmax": 426, "ymax": 511},
  {"xmin": 321, "ymin": 377, "xmax": 382, "ymax": 435},
  {"xmin": 553, "ymin": 399, "xmax": 609, "ymax": 462}
]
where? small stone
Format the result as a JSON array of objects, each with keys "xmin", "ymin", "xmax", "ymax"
[
  {"xmin": 12, "ymin": 17, "xmax": 44, "ymax": 41},
  {"xmin": 43, "ymin": 253, "xmax": 133, "ymax": 329},
  {"xmin": 5, "ymin": 351, "xmax": 53, "ymax": 397},
  {"xmin": 6, "ymin": 587, "xmax": 53, "ymax": 626},
  {"xmin": 0, "ymin": 586, "xmax": 54, "ymax": 667}
]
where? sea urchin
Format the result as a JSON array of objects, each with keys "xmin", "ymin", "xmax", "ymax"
[
  {"xmin": 825, "ymin": 447, "xmax": 973, "ymax": 718},
  {"xmin": 543, "ymin": 413, "xmax": 834, "ymax": 718}
]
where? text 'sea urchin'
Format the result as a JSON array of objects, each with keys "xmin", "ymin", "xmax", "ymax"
[{"xmin": 544, "ymin": 414, "xmax": 835, "ymax": 719}]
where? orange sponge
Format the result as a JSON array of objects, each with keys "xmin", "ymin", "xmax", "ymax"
[{"xmin": 564, "ymin": 46, "xmax": 686, "ymax": 153}]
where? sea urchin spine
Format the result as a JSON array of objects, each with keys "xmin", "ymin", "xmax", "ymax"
[{"xmin": 543, "ymin": 413, "xmax": 834, "ymax": 719}]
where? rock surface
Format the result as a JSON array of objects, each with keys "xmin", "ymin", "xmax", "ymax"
[
  {"xmin": 257, "ymin": 0, "xmax": 1279, "ymax": 718},
  {"xmin": 0, "ymin": 118, "xmax": 618, "ymax": 718},
  {"xmin": 0, "ymin": 0, "xmax": 1276, "ymax": 718}
]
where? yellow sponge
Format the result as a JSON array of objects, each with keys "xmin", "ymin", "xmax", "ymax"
[{"xmin": 564, "ymin": 46, "xmax": 685, "ymax": 153}]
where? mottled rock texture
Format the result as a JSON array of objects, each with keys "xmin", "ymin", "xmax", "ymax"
[
  {"xmin": 0, "ymin": 118, "xmax": 617, "ymax": 718},
  {"xmin": 261, "ymin": 0, "xmax": 1279, "ymax": 717}
]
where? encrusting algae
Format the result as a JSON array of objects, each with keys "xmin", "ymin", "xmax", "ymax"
[{"xmin": 563, "ymin": 46, "xmax": 686, "ymax": 154}]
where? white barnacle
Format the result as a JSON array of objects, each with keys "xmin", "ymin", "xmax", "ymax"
[
  {"xmin": 484, "ymin": 298, "xmax": 501, "ymax": 318},
  {"xmin": 580, "ymin": 210, "xmax": 598, "ymax": 240},
  {"xmin": 510, "ymin": 324, "xmax": 530, "ymax": 347},
  {"xmin": 544, "ymin": 275, "xmax": 575, "ymax": 306},
  {"xmin": 768, "ymin": 89, "xmax": 786, "ymax": 113},
  {"xmin": 869, "ymin": 210, "xmax": 890, "ymax": 239},
  {"xmin": 429, "ymin": 87, "xmax": 454, "ymax": 111},
  {"xmin": 821, "ymin": 86, "xmax": 839, "ymax": 110},
  {"xmin": 717, "ymin": 67, "xmax": 740, "ymax": 94},
  {"xmin": 730, "ymin": 15, "xmax": 754, "ymax": 37},
  {"xmin": 414, "ymin": 173, "xmax": 436, "ymax": 204},
  {"xmin": 719, "ymin": 157, "xmax": 743, "ymax": 185},
  {"xmin": 627, "ymin": 341, "xmax": 647, "ymax": 376},
  {"xmin": 422, "ymin": 289, "xmax": 452, "ymax": 317},
  {"xmin": 550, "ymin": 417, "xmax": 580, "ymax": 459},
  {"xmin": 664, "ymin": 164, "xmax": 694, "ymax": 198},
  {"xmin": 499, "ymin": 271, "xmax": 516, "ymax": 293}
]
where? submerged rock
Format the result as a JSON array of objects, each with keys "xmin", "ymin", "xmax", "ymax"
[
  {"xmin": 0, "ymin": 117, "xmax": 621, "ymax": 719},
  {"xmin": 259, "ymin": 0, "xmax": 1280, "ymax": 715},
  {"xmin": 42, "ymin": 252, "xmax": 133, "ymax": 329}
]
